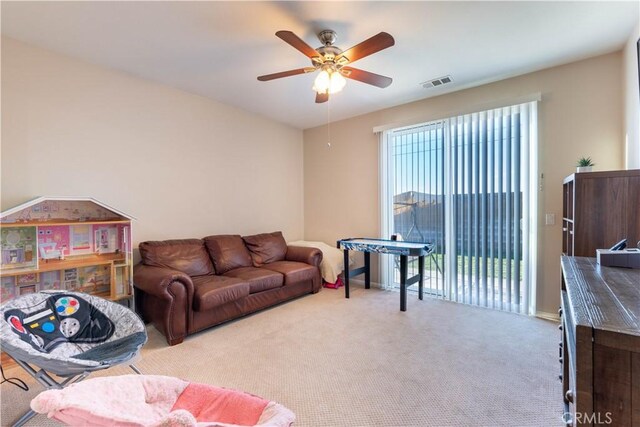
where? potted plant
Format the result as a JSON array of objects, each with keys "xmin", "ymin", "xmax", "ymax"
[{"xmin": 576, "ymin": 157, "xmax": 594, "ymax": 173}]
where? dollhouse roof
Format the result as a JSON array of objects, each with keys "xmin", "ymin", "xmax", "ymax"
[{"xmin": 0, "ymin": 197, "xmax": 136, "ymax": 223}]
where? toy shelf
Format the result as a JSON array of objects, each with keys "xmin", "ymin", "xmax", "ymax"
[
  {"xmin": 1, "ymin": 197, "xmax": 135, "ymax": 303},
  {"xmin": 1, "ymin": 220, "xmax": 131, "ymax": 228},
  {"xmin": 1, "ymin": 253, "xmax": 126, "ymax": 276}
]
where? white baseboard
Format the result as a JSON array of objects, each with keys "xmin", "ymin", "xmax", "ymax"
[{"xmin": 536, "ymin": 311, "xmax": 560, "ymax": 322}]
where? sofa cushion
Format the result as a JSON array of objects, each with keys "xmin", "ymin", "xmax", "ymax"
[
  {"xmin": 203, "ymin": 235, "xmax": 253, "ymax": 275},
  {"xmin": 192, "ymin": 276, "xmax": 250, "ymax": 311},
  {"xmin": 140, "ymin": 239, "xmax": 214, "ymax": 277},
  {"xmin": 223, "ymin": 267, "xmax": 283, "ymax": 294},
  {"xmin": 260, "ymin": 261, "xmax": 317, "ymax": 286},
  {"xmin": 242, "ymin": 232, "xmax": 287, "ymax": 266}
]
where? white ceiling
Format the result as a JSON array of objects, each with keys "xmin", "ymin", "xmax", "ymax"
[{"xmin": 2, "ymin": 1, "xmax": 638, "ymax": 130}]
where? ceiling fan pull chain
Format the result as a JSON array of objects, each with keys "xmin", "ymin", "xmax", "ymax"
[{"xmin": 327, "ymin": 98, "xmax": 331, "ymax": 148}]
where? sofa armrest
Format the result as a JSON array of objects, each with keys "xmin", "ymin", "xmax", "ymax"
[
  {"xmin": 133, "ymin": 264, "xmax": 194, "ymax": 346},
  {"xmin": 134, "ymin": 264, "xmax": 194, "ymax": 298},
  {"xmin": 285, "ymin": 246, "xmax": 323, "ymax": 267}
]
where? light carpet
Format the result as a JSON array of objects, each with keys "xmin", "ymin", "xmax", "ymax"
[{"xmin": 0, "ymin": 286, "xmax": 562, "ymax": 426}]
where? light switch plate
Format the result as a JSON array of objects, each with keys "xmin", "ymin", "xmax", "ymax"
[{"xmin": 545, "ymin": 213, "xmax": 555, "ymax": 225}]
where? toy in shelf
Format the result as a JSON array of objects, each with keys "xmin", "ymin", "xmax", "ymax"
[
  {"xmin": 0, "ymin": 197, "xmax": 135, "ymax": 303},
  {"xmin": 1, "ymin": 227, "xmax": 38, "ymax": 271}
]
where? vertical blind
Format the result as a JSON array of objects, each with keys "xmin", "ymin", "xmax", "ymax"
[{"xmin": 382, "ymin": 101, "xmax": 537, "ymax": 315}]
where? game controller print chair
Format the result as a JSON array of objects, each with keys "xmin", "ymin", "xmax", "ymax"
[{"xmin": 0, "ymin": 291, "xmax": 147, "ymax": 427}]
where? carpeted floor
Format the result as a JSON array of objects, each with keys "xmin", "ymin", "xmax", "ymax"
[{"xmin": 0, "ymin": 286, "xmax": 562, "ymax": 426}]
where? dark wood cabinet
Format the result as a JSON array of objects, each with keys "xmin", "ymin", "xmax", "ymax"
[
  {"xmin": 562, "ymin": 170, "xmax": 640, "ymax": 256},
  {"xmin": 560, "ymin": 256, "xmax": 640, "ymax": 426}
]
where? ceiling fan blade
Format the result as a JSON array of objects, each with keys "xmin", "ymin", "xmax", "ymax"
[
  {"xmin": 315, "ymin": 92, "xmax": 329, "ymax": 103},
  {"xmin": 276, "ymin": 30, "xmax": 321, "ymax": 59},
  {"xmin": 341, "ymin": 67, "xmax": 392, "ymax": 88},
  {"xmin": 257, "ymin": 68, "xmax": 313, "ymax": 81},
  {"xmin": 336, "ymin": 32, "xmax": 395, "ymax": 64}
]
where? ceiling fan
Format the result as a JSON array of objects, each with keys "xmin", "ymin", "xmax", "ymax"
[{"xmin": 257, "ymin": 29, "xmax": 395, "ymax": 104}]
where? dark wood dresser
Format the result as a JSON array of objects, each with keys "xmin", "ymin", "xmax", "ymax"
[
  {"xmin": 562, "ymin": 169, "xmax": 640, "ymax": 257},
  {"xmin": 560, "ymin": 256, "xmax": 640, "ymax": 426}
]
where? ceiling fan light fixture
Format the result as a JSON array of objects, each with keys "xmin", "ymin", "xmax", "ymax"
[
  {"xmin": 329, "ymin": 71, "xmax": 346, "ymax": 93},
  {"xmin": 312, "ymin": 69, "xmax": 331, "ymax": 94},
  {"xmin": 312, "ymin": 67, "xmax": 346, "ymax": 95}
]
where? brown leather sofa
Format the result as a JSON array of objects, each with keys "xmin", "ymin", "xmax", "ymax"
[{"xmin": 133, "ymin": 231, "xmax": 322, "ymax": 345}]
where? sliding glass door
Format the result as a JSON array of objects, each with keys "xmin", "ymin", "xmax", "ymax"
[
  {"xmin": 382, "ymin": 121, "xmax": 446, "ymax": 297},
  {"xmin": 381, "ymin": 102, "xmax": 537, "ymax": 314}
]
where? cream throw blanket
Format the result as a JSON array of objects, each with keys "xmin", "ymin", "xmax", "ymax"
[{"xmin": 288, "ymin": 240, "xmax": 353, "ymax": 284}]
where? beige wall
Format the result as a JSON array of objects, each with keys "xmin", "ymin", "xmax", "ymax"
[
  {"xmin": 623, "ymin": 23, "xmax": 640, "ymax": 169},
  {"xmin": 304, "ymin": 52, "xmax": 624, "ymax": 315},
  {"xmin": 1, "ymin": 37, "xmax": 304, "ymax": 253}
]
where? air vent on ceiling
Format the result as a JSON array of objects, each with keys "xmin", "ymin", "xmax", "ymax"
[{"xmin": 421, "ymin": 75, "xmax": 453, "ymax": 89}]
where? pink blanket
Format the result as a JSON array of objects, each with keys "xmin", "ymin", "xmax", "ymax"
[
  {"xmin": 173, "ymin": 382, "xmax": 268, "ymax": 425},
  {"xmin": 31, "ymin": 375, "xmax": 295, "ymax": 427}
]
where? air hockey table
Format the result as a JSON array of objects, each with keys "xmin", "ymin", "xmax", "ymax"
[{"xmin": 337, "ymin": 238, "xmax": 435, "ymax": 311}]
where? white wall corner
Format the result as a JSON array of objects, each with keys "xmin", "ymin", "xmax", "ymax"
[{"xmin": 623, "ymin": 22, "xmax": 640, "ymax": 169}]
